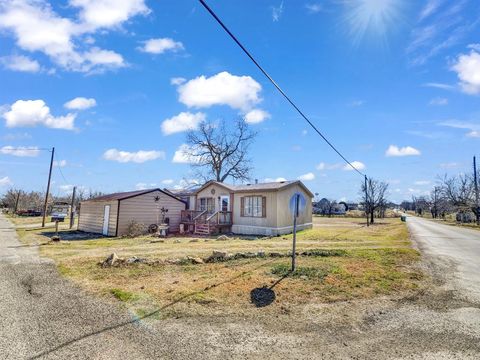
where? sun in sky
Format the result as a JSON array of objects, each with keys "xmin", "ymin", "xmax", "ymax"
[{"xmin": 343, "ymin": 0, "xmax": 404, "ymax": 45}]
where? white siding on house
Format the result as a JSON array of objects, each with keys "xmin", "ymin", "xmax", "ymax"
[
  {"xmin": 116, "ymin": 190, "xmax": 186, "ymax": 236},
  {"xmin": 78, "ymin": 200, "xmax": 118, "ymax": 236}
]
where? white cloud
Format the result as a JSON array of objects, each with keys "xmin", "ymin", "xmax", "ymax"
[
  {"xmin": 0, "ymin": 176, "xmax": 13, "ymax": 186},
  {"xmin": 440, "ymin": 162, "xmax": 460, "ymax": 169},
  {"xmin": 170, "ymin": 77, "xmax": 186, "ymax": 85},
  {"xmin": 422, "ymin": 82, "xmax": 455, "ymax": 90},
  {"xmin": 244, "ymin": 109, "xmax": 270, "ymax": 124},
  {"xmin": 348, "ymin": 100, "xmax": 364, "ymax": 107},
  {"xmin": 135, "ymin": 182, "xmax": 148, "ymax": 190},
  {"xmin": 0, "ymin": 0, "xmax": 141, "ymax": 73},
  {"xmin": 172, "ymin": 179, "xmax": 200, "ymax": 190},
  {"xmin": 385, "ymin": 145, "xmax": 421, "ymax": 157},
  {"xmin": 64, "ymin": 97, "xmax": 96, "ymax": 110},
  {"xmin": 2, "ymin": 100, "xmax": 76, "ymax": 130},
  {"xmin": 161, "ymin": 179, "xmax": 174, "ymax": 185},
  {"xmin": 429, "ymin": 97, "xmax": 448, "ymax": 106},
  {"xmin": 0, "ymin": 55, "xmax": 40, "ymax": 72},
  {"xmin": 451, "ymin": 50, "xmax": 480, "ymax": 95},
  {"xmin": 103, "ymin": 149, "xmax": 165, "ymax": 163},
  {"xmin": 161, "ymin": 112, "xmax": 206, "ymax": 135},
  {"xmin": 71, "ymin": 0, "xmax": 150, "ymax": 30},
  {"xmin": 172, "ymin": 144, "xmax": 199, "ymax": 164},
  {"xmin": 418, "ymin": 0, "xmax": 443, "ymax": 21},
  {"xmin": 305, "ymin": 3, "xmax": 323, "ymax": 14},
  {"xmin": 81, "ymin": 47, "xmax": 125, "ymax": 71},
  {"xmin": 177, "ymin": 71, "xmax": 262, "ymax": 112},
  {"xmin": 0, "ymin": 146, "xmax": 40, "ymax": 157},
  {"xmin": 53, "ymin": 159, "xmax": 67, "ymax": 167},
  {"xmin": 316, "ymin": 162, "xmax": 342, "ymax": 171},
  {"xmin": 298, "ymin": 172, "xmax": 315, "ymax": 181},
  {"xmin": 264, "ymin": 177, "xmax": 287, "ymax": 182},
  {"xmin": 439, "ymin": 120, "xmax": 480, "ymax": 137},
  {"xmin": 468, "ymin": 43, "xmax": 480, "ymax": 51},
  {"xmin": 271, "ymin": 1, "xmax": 284, "ymax": 22},
  {"xmin": 414, "ymin": 180, "xmax": 431, "ymax": 186},
  {"xmin": 59, "ymin": 184, "xmax": 74, "ymax": 193},
  {"xmin": 343, "ymin": 161, "xmax": 366, "ymax": 171},
  {"xmin": 139, "ymin": 38, "xmax": 184, "ymax": 54}
]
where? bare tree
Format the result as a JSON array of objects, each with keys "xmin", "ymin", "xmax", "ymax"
[
  {"xmin": 360, "ymin": 178, "xmax": 389, "ymax": 224},
  {"xmin": 440, "ymin": 174, "xmax": 473, "ymax": 210},
  {"xmin": 185, "ymin": 118, "xmax": 257, "ymax": 183}
]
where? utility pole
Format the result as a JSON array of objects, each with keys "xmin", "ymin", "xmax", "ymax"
[
  {"xmin": 14, "ymin": 190, "xmax": 21, "ymax": 214},
  {"xmin": 474, "ymin": 156, "xmax": 479, "ymax": 226},
  {"xmin": 365, "ymin": 175, "xmax": 369, "ymax": 227},
  {"xmin": 291, "ymin": 193, "xmax": 300, "ymax": 272},
  {"xmin": 42, "ymin": 147, "xmax": 55, "ymax": 228},
  {"xmin": 69, "ymin": 186, "xmax": 76, "ymax": 229}
]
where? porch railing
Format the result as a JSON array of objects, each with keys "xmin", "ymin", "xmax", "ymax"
[{"xmin": 206, "ymin": 211, "xmax": 232, "ymax": 225}]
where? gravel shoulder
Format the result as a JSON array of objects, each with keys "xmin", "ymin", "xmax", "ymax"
[{"xmin": 1, "ymin": 213, "xmax": 480, "ymax": 359}]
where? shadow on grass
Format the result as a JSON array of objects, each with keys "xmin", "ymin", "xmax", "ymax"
[
  {"xmin": 29, "ymin": 258, "xmax": 276, "ymax": 360},
  {"xmin": 250, "ymin": 272, "xmax": 290, "ymax": 308},
  {"xmin": 39, "ymin": 230, "xmax": 107, "ymax": 241}
]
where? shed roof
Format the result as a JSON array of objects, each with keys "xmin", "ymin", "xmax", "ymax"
[{"xmin": 83, "ymin": 188, "xmax": 185, "ymax": 203}]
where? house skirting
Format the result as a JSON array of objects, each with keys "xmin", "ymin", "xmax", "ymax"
[{"xmin": 231, "ymin": 223, "xmax": 313, "ymax": 236}]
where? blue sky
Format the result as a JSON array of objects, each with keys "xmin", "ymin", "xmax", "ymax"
[{"xmin": 0, "ymin": 0, "xmax": 479, "ymax": 203}]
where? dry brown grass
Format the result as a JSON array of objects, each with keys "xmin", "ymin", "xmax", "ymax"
[{"xmin": 17, "ymin": 217, "xmax": 422, "ymax": 317}]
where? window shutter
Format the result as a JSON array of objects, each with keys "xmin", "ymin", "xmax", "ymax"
[
  {"xmin": 241, "ymin": 197, "xmax": 245, "ymax": 217},
  {"xmin": 262, "ymin": 196, "xmax": 266, "ymax": 218}
]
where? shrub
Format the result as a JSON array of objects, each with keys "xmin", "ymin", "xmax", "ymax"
[{"xmin": 126, "ymin": 220, "xmax": 147, "ymax": 237}]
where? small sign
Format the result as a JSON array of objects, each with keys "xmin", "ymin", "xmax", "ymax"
[{"xmin": 289, "ymin": 192, "xmax": 306, "ymax": 216}]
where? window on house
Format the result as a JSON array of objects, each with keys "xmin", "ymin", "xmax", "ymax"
[
  {"xmin": 241, "ymin": 196, "xmax": 265, "ymax": 217},
  {"xmin": 199, "ymin": 197, "xmax": 214, "ymax": 213}
]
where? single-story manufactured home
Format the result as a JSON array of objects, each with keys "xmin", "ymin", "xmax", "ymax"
[
  {"xmin": 78, "ymin": 189, "xmax": 186, "ymax": 236},
  {"xmin": 179, "ymin": 180, "xmax": 313, "ymax": 236}
]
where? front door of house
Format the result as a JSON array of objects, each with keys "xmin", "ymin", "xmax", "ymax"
[{"xmin": 220, "ymin": 195, "xmax": 230, "ymax": 212}]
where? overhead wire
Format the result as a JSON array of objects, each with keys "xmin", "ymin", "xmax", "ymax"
[{"xmin": 197, "ymin": 0, "xmax": 366, "ymax": 177}]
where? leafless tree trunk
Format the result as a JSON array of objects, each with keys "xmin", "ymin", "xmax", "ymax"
[
  {"xmin": 185, "ymin": 119, "xmax": 257, "ymax": 183},
  {"xmin": 360, "ymin": 178, "xmax": 389, "ymax": 224}
]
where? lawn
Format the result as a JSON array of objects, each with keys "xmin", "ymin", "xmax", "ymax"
[{"xmin": 17, "ymin": 217, "xmax": 422, "ymax": 318}]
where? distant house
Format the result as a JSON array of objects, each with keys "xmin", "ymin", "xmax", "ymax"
[
  {"xmin": 179, "ymin": 180, "xmax": 313, "ymax": 236},
  {"xmin": 78, "ymin": 189, "xmax": 186, "ymax": 236}
]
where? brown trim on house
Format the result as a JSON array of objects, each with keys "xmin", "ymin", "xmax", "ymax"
[
  {"xmin": 115, "ymin": 199, "xmax": 120, "ymax": 237},
  {"xmin": 262, "ymin": 196, "xmax": 266, "ymax": 218},
  {"xmin": 240, "ymin": 196, "xmax": 245, "ymax": 217}
]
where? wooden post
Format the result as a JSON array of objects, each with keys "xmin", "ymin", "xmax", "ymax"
[
  {"xmin": 364, "ymin": 175, "xmax": 369, "ymax": 227},
  {"xmin": 474, "ymin": 156, "xmax": 479, "ymax": 226},
  {"xmin": 69, "ymin": 186, "xmax": 76, "ymax": 229},
  {"xmin": 292, "ymin": 194, "xmax": 300, "ymax": 272},
  {"xmin": 42, "ymin": 147, "xmax": 55, "ymax": 228}
]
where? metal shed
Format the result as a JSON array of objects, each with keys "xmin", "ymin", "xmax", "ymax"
[{"xmin": 78, "ymin": 188, "xmax": 186, "ymax": 236}]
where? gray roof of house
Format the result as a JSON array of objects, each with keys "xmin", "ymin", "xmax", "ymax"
[{"xmin": 195, "ymin": 180, "xmax": 314, "ymax": 197}]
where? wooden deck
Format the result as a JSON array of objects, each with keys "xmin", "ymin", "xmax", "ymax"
[{"xmin": 180, "ymin": 210, "xmax": 232, "ymax": 235}]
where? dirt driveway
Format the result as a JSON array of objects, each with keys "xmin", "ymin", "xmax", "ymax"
[{"xmin": 1, "ymin": 213, "xmax": 479, "ymax": 359}]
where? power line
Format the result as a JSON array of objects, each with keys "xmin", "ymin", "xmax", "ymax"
[{"xmin": 197, "ymin": 0, "xmax": 366, "ymax": 177}]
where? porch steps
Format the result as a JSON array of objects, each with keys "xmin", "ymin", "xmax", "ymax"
[{"xmin": 194, "ymin": 223, "xmax": 211, "ymax": 235}]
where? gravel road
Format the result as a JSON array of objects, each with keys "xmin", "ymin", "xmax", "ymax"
[
  {"xmin": 406, "ymin": 215, "xmax": 480, "ymax": 302},
  {"xmin": 1, "ymin": 213, "xmax": 480, "ymax": 359}
]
